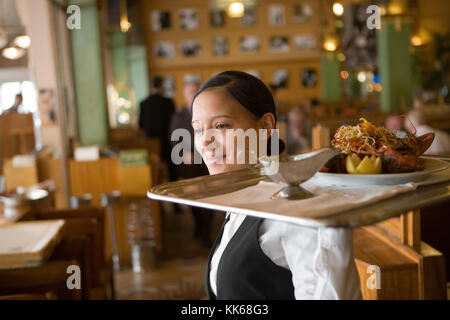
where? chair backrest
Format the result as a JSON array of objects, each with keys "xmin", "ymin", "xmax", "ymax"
[
  {"xmin": 35, "ymin": 207, "xmax": 109, "ymax": 294},
  {"xmin": 0, "ymin": 259, "xmax": 82, "ymax": 300}
]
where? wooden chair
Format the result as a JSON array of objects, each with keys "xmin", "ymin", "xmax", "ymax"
[
  {"xmin": 0, "ymin": 260, "xmax": 82, "ymax": 300},
  {"xmin": 0, "ymin": 293, "xmax": 57, "ymax": 300},
  {"xmin": 35, "ymin": 207, "xmax": 115, "ymax": 299}
]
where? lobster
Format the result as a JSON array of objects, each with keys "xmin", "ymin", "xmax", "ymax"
[{"xmin": 320, "ymin": 118, "xmax": 435, "ymax": 174}]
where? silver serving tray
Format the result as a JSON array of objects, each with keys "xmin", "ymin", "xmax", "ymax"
[{"xmin": 148, "ymin": 157, "xmax": 450, "ymax": 228}]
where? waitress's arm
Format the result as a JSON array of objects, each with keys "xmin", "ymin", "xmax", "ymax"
[{"xmin": 280, "ymin": 224, "xmax": 363, "ymax": 300}]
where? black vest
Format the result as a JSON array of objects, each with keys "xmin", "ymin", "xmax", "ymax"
[{"xmin": 205, "ymin": 215, "xmax": 295, "ymax": 300}]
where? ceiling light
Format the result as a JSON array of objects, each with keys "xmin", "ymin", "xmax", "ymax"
[
  {"xmin": 2, "ymin": 47, "xmax": 26, "ymax": 60},
  {"xmin": 228, "ymin": 1, "xmax": 245, "ymax": 18},
  {"xmin": 332, "ymin": 2, "xmax": 344, "ymax": 16},
  {"xmin": 13, "ymin": 35, "xmax": 31, "ymax": 49},
  {"xmin": 411, "ymin": 35, "xmax": 423, "ymax": 46},
  {"xmin": 323, "ymin": 39, "xmax": 337, "ymax": 52},
  {"xmin": 120, "ymin": 18, "xmax": 132, "ymax": 32},
  {"xmin": 357, "ymin": 71, "xmax": 366, "ymax": 83}
]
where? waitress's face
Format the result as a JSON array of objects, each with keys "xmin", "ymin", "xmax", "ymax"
[{"xmin": 192, "ymin": 88, "xmax": 271, "ymax": 175}]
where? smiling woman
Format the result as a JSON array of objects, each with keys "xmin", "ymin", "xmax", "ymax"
[{"xmin": 190, "ymin": 71, "xmax": 362, "ymax": 300}]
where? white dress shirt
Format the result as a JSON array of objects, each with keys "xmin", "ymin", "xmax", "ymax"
[{"xmin": 210, "ymin": 212, "xmax": 362, "ymax": 300}]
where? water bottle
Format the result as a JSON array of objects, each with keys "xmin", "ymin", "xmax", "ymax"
[{"xmin": 127, "ymin": 199, "xmax": 157, "ymax": 272}]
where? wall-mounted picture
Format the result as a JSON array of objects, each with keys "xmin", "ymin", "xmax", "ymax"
[
  {"xmin": 301, "ymin": 68, "xmax": 317, "ymax": 88},
  {"xmin": 179, "ymin": 8, "xmax": 198, "ymax": 30},
  {"xmin": 245, "ymin": 70, "xmax": 261, "ymax": 79},
  {"xmin": 268, "ymin": 4, "xmax": 286, "ymax": 26},
  {"xmin": 241, "ymin": 8, "xmax": 257, "ymax": 26},
  {"xmin": 184, "ymin": 73, "xmax": 201, "ymax": 85},
  {"xmin": 341, "ymin": 4, "xmax": 377, "ymax": 69},
  {"xmin": 293, "ymin": 3, "xmax": 313, "ymax": 23},
  {"xmin": 270, "ymin": 36, "xmax": 290, "ymax": 53},
  {"xmin": 213, "ymin": 36, "xmax": 228, "ymax": 57},
  {"xmin": 272, "ymin": 69, "xmax": 288, "ymax": 88},
  {"xmin": 153, "ymin": 41, "xmax": 175, "ymax": 58},
  {"xmin": 162, "ymin": 76, "xmax": 175, "ymax": 98},
  {"xmin": 294, "ymin": 34, "xmax": 316, "ymax": 50},
  {"xmin": 180, "ymin": 40, "xmax": 201, "ymax": 57},
  {"xmin": 210, "ymin": 10, "xmax": 225, "ymax": 27},
  {"xmin": 151, "ymin": 10, "xmax": 171, "ymax": 31},
  {"xmin": 240, "ymin": 36, "xmax": 260, "ymax": 53}
]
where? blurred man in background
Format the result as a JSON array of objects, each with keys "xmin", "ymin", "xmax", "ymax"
[
  {"xmin": 286, "ymin": 106, "xmax": 311, "ymax": 155},
  {"xmin": 139, "ymin": 76, "xmax": 176, "ymax": 180},
  {"xmin": 169, "ymin": 81, "xmax": 213, "ymax": 247}
]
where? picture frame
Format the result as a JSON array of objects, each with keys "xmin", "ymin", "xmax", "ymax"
[
  {"xmin": 270, "ymin": 36, "xmax": 290, "ymax": 53},
  {"xmin": 268, "ymin": 4, "xmax": 286, "ymax": 26},
  {"xmin": 240, "ymin": 36, "xmax": 260, "ymax": 53},
  {"xmin": 180, "ymin": 40, "xmax": 201, "ymax": 57},
  {"xmin": 153, "ymin": 41, "xmax": 175, "ymax": 58},
  {"xmin": 184, "ymin": 73, "xmax": 201, "ymax": 85},
  {"xmin": 151, "ymin": 10, "xmax": 171, "ymax": 31},
  {"xmin": 301, "ymin": 68, "xmax": 317, "ymax": 88},
  {"xmin": 210, "ymin": 10, "xmax": 226, "ymax": 27},
  {"xmin": 244, "ymin": 70, "xmax": 261, "ymax": 79},
  {"xmin": 294, "ymin": 34, "xmax": 316, "ymax": 50},
  {"xmin": 293, "ymin": 3, "xmax": 313, "ymax": 23},
  {"xmin": 273, "ymin": 69, "xmax": 288, "ymax": 88},
  {"xmin": 179, "ymin": 8, "xmax": 198, "ymax": 30},
  {"xmin": 241, "ymin": 8, "xmax": 257, "ymax": 26},
  {"xmin": 162, "ymin": 76, "xmax": 175, "ymax": 98},
  {"xmin": 213, "ymin": 36, "xmax": 228, "ymax": 57}
]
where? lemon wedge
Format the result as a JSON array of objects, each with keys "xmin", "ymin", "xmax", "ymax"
[{"xmin": 346, "ymin": 153, "xmax": 382, "ymax": 174}]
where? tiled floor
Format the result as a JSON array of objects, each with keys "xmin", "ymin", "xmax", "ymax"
[{"xmin": 114, "ymin": 203, "xmax": 224, "ymax": 300}]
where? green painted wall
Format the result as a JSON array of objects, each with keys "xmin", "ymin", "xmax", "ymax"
[
  {"xmin": 321, "ymin": 53, "xmax": 342, "ymax": 102},
  {"xmin": 377, "ymin": 22, "xmax": 413, "ymax": 112},
  {"xmin": 129, "ymin": 46, "xmax": 149, "ymax": 107},
  {"xmin": 69, "ymin": 0, "xmax": 108, "ymax": 146}
]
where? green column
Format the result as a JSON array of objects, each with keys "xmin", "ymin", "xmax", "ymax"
[
  {"xmin": 321, "ymin": 53, "xmax": 342, "ymax": 102},
  {"xmin": 69, "ymin": 0, "xmax": 108, "ymax": 146},
  {"xmin": 129, "ymin": 46, "xmax": 149, "ymax": 106},
  {"xmin": 377, "ymin": 22, "xmax": 413, "ymax": 112}
]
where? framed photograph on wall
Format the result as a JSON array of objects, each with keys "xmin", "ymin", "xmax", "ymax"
[
  {"xmin": 210, "ymin": 10, "xmax": 225, "ymax": 27},
  {"xmin": 293, "ymin": 3, "xmax": 313, "ymax": 23},
  {"xmin": 153, "ymin": 41, "xmax": 175, "ymax": 58},
  {"xmin": 270, "ymin": 36, "xmax": 290, "ymax": 53},
  {"xmin": 240, "ymin": 36, "xmax": 260, "ymax": 53},
  {"xmin": 273, "ymin": 69, "xmax": 288, "ymax": 88},
  {"xmin": 151, "ymin": 10, "xmax": 171, "ymax": 31},
  {"xmin": 180, "ymin": 40, "xmax": 201, "ymax": 57},
  {"xmin": 184, "ymin": 73, "xmax": 201, "ymax": 85},
  {"xmin": 294, "ymin": 34, "xmax": 316, "ymax": 50},
  {"xmin": 245, "ymin": 70, "xmax": 261, "ymax": 79},
  {"xmin": 241, "ymin": 8, "xmax": 257, "ymax": 26},
  {"xmin": 301, "ymin": 68, "xmax": 317, "ymax": 88},
  {"xmin": 179, "ymin": 8, "xmax": 198, "ymax": 30},
  {"xmin": 213, "ymin": 36, "xmax": 228, "ymax": 57},
  {"xmin": 268, "ymin": 4, "xmax": 286, "ymax": 26},
  {"xmin": 162, "ymin": 76, "xmax": 175, "ymax": 98}
]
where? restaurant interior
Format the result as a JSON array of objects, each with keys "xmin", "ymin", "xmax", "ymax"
[{"xmin": 0, "ymin": 0, "xmax": 449, "ymax": 301}]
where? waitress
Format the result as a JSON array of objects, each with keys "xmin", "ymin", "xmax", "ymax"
[{"xmin": 190, "ymin": 71, "xmax": 362, "ymax": 300}]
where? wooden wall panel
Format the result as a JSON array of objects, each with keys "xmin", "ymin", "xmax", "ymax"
[{"xmin": 140, "ymin": 0, "xmax": 323, "ymax": 110}]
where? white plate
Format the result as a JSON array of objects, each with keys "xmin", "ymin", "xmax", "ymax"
[{"xmin": 314, "ymin": 158, "xmax": 449, "ymax": 186}]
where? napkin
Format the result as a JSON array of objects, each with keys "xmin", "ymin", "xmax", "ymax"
[{"xmin": 200, "ymin": 167, "xmax": 450, "ymax": 220}]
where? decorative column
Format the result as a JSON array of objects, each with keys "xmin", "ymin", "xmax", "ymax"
[
  {"xmin": 377, "ymin": 21, "xmax": 413, "ymax": 112},
  {"xmin": 69, "ymin": 0, "xmax": 108, "ymax": 146}
]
